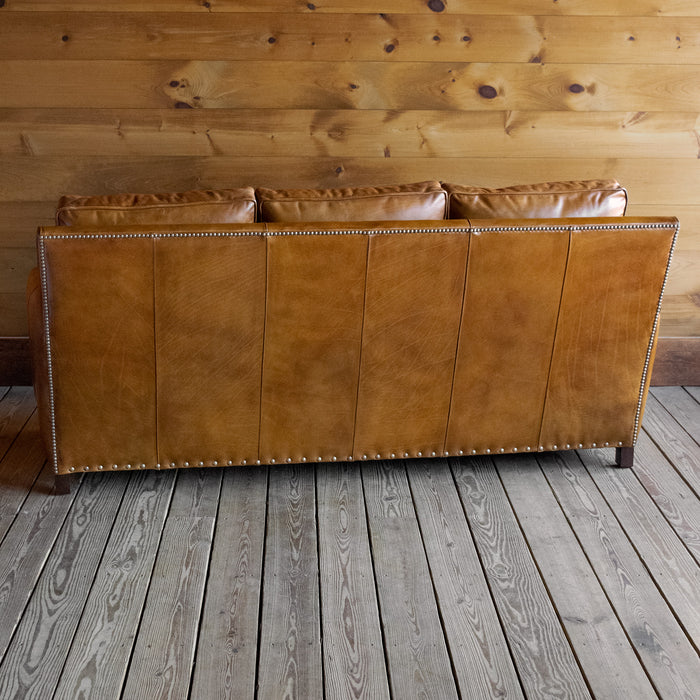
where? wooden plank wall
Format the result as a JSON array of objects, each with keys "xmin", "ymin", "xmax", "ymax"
[{"xmin": 1, "ymin": 0, "xmax": 699, "ymax": 347}]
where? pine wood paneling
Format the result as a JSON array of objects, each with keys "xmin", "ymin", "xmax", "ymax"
[
  {"xmin": 3, "ymin": 109, "xmax": 700, "ymax": 159},
  {"xmin": 0, "ymin": 4, "xmax": 698, "ymax": 351},
  {"xmin": 5, "ymin": 0, "xmax": 700, "ymax": 16},
  {"xmin": 2, "ymin": 14, "xmax": 699, "ymax": 64},
  {"xmin": 4, "ymin": 60, "xmax": 700, "ymax": 111}
]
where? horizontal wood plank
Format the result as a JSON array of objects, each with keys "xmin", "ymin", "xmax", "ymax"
[
  {"xmin": 4, "ymin": 61, "xmax": 700, "ymax": 111},
  {"xmin": 1, "ymin": 155, "xmax": 699, "ymax": 203},
  {"xmin": 5, "ymin": 0, "xmax": 700, "ymax": 15},
  {"xmin": 651, "ymin": 337, "xmax": 700, "ymax": 385},
  {"xmin": 2, "ymin": 14, "xmax": 700, "ymax": 64},
  {"xmin": 3, "ymin": 109, "xmax": 700, "ymax": 159}
]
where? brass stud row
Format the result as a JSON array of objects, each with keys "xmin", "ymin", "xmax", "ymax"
[{"xmin": 64, "ymin": 440, "xmax": 627, "ymax": 473}]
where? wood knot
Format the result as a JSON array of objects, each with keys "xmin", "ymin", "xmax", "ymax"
[
  {"xmin": 427, "ymin": 0, "xmax": 445, "ymax": 12},
  {"xmin": 478, "ymin": 85, "xmax": 498, "ymax": 99}
]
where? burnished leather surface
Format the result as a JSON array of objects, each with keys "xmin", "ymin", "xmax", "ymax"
[
  {"xmin": 56, "ymin": 187, "xmax": 256, "ymax": 226},
  {"xmin": 41, "ymin": 236, "xmax": 158, "ymax": 469},
  {"xmin": 33, "ymin": 216, "xmax": 677, "ymax": 474},
  {"xmin": 446, "ymin": 228, "xmax": 569, "ymax": 454},
  {"xmin": 354, "ymin": 232, "xmax": 468, "ymax": 458},
  {"xmin": 539, "ymin": 223, "xmax": 677, "ymax": 449},
  {"xmin": 155, "ymin": 235, "xmax": 266, "ymax": 467},
  {"xmin": 443, "ymin": 179, "xmax": 628, "ymax": 219},
  {"xmin": 256, "ymin": 181, "xmax": 447, "ymax": 222}
]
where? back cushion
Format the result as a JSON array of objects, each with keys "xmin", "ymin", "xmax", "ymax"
[
  {"xmin": 56, "ymin": 187, "xmax": 256, "ymax": 226},
  {"xmin": 256, "ymin": 181, "xmax": 447, "ymax": 222},
  {"xmin": 442, "ymin": 179, "xmax": 628, "ymax": 219}
]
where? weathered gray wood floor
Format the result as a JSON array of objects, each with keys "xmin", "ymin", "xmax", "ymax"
[{"xmin": 0, "ymin": 385, "xmax": 699, "ymax": 699}]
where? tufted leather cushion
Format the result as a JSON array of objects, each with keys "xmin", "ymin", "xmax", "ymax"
[
  {"xmin": 442, "ymin": 179, "xmax": 628, "ymax": 219},
  {"xmin": 56, "ymin": 187, "xmax": 257, "ymax": 226},
  {"xmin": 256, "ymin": 181, "xmax": 447, "ymax": 222}
]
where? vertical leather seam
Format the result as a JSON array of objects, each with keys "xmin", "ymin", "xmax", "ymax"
[
  {"xmin": 257, "ymin": 225, "xmax": 269, "ymax": 463},
  {"xmin": 442, "ymin": 227, "xmax": 472, "ymax": 454},
  {"xmin": 537, "ymin": 227, "xmax": 574, "ymax": 449},
  {"xmin": 351, "ymin": 234, "xmax": 371, "ymax": 458},
  {"xmin": 152, "ymin": 235, "xmax": 159, "ymax": 467}
]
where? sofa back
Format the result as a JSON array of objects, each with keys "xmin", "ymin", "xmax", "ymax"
[{"xmin": 31, "ymin": 217, "xmax": 676, "ymax": 474}]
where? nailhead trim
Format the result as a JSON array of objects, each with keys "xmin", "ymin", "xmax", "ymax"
[
  {"xmin": 61, "ymin": 439, "xmax": 630, "ymax": 473},
  {"xmin": 40, "ymin": 221, "xmax": 677, "ymax": 243}
]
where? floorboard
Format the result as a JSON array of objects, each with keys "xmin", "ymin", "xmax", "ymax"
[{"xmin": 0, "ymin": 387, "xmax": 698, "ymax": 699}]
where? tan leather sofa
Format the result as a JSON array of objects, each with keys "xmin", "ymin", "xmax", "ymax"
[{"xmin": 27, "ymin": 180, "xmax": 677, "ymax": 478}]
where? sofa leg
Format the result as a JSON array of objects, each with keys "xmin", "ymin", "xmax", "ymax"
[{"xmin": 615, "ymin": 446, "xmax": 635, "ymax": 468}]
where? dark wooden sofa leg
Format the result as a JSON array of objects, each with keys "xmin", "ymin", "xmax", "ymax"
[{"xmin": 615, "ymin": 446, "xmax": 635, "ymax": 468}]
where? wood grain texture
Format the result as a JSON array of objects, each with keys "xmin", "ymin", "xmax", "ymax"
[
  {"xmin": 497, "ymin": 454, "xmax": 658, "ymax": 699},
  {"xmin": 53, "ymin": 470, "xmax": 176, "ymax": 700},
  {"xmin": 0, "ymin": 472, "xmax": 128, "ymax": 699},
  {"xmin": 5, "ymin": 60, "xmax": 700, "ymax": 111},
  {"xmin": 190, "ymin": 466, "xmax": 268, "ymax": 700},
  {"xmin": 3, "ymin": 14, "xmax": 699, "ymax": 64},
  {"xmin": 0, "ymin": 385, "xmax": 35, "ymax": 460},
  {"xmin": 652, "ymin": 386, "xmax": 700, "ymax": 443},
  {"xmin": 362, "ymin": 460, "xmax": 460, "ymax": 700},
  {"xmin": 582, "ymin": 447, "xmax": 700, "ymax": 642},
  {"xmin": 540, "ymin": 450, "xmax": 700, "ymax": 700},
  {"xmin": 407, "ymin": 459, "xmax": 524, "ymax": 700},
  {"xmin": 0, "ymin": 412, "xmax": 48, "ymax": 540},
  {"xmin": 257, "ymin": 464, "xmax": 322, "ymax": 700},
  {"xmin": 632, "ymin": 431, "xmax": 700, "ymax": 563},
  {"xmin": 317, "ymin": 462, "xmax": 390, "ymax": 700},
  {"xmin": 3, "ymin": 156, "xmax": 700, "ymax": 203},
  {"xmin": 121, "ymin": 469, "xmax": 221, "ymax": 700},
  {"xmin": 5, "ymin": 0, "xmax": 700, "ymax": 15},
  {"xmin": 0, "ymin": 462, "xmax": 79, "ymax": 663},
  {"xmin": 451, "ymin": 456, "xmax": 590, "ymax": 699},
  {"xmin": 6, "ymin": 109, "xmax": 700, "ymax": 159},
  {"xmin": 643, "ymin": 392, "xmax": 700, "ymax": 495}
]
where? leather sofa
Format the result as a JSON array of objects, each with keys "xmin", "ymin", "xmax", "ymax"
[{"xmin": 27, "ymin": 180, "xmax": 678, "ymax": 478}]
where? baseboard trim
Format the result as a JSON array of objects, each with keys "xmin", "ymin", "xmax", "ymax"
[
  {"xmin": 0, "ymin": 337, "xmax": 32, "ymax": 386},
  {"xmin": 1, "ymin": 335, "xmax": 698, "ymax": 387},
  {"xmin": 651, "ymin": 337, "xmax": 700, "ymax": 386}
]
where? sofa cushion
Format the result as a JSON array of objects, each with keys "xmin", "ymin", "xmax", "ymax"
[
  {"xmin": 256, "ymin": 181, "xmax": 447, "ymax": 222},
  {"xmin": 56, "ymin": 187, "xmax": 257, "ymax": 226},
  {"xmin": 442, "ymin": 179, "xmax": 628, "ymax": 219}
]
